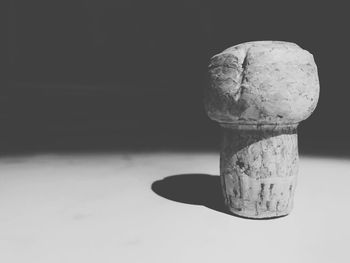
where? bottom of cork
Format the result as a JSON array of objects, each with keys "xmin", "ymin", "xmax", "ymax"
[{"xmin": 227, "ymin": 207, "xmax": 291, "ymax": 219}]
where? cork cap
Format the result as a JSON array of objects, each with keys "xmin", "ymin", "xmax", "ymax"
[{"xmin": 205, "ymin": 41, "xmax": 320, "ymax": 125}]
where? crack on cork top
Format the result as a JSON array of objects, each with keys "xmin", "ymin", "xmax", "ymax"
[
  {"xmin": 205, "ymin": 40, "xmax": 319, "ymax": 125},
  {"xmin": 235, "ymin": 52, "xmax": 249, "ymax": 101},
  {"xmin": 208, "ymin": 46, "xmax": 251, "ymax": 103}
]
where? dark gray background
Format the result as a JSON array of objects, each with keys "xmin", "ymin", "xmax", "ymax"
[{"xmin": 4, "ymin": 0, "xmax": 349, "ymax": 155}]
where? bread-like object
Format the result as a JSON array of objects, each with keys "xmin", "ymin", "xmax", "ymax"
[{"xmin": 205, "ymin": 41, "xmax": 320, "ymax": 125}]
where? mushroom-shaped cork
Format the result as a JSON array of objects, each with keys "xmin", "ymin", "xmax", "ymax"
[{"xmin": 204, "ymin": 41, "xmax": 320, "ymax": 218}]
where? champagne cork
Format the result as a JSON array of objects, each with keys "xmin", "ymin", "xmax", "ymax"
[{"xmin": 205, "ymin": 41, "xmax": 320, "ymax": 218}]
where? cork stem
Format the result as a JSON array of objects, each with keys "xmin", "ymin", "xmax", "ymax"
[{"xmin": 219, "ymin": 124, "xmax": 298, "ymax": 218}]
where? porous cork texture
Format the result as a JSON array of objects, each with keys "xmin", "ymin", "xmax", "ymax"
[
  {"xmin": 205, "ymin": 41, "xmax": 319, "ymax": 125},
  {"xmin": 205, "ymin": 41, "xmax": 320, "ymax": 218},
  {"xmin": 220, "ymin": 124, "xmax": 298, "ymax": 218}
]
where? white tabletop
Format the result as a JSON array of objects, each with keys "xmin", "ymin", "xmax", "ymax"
[{"xmin": 0, "ymin": 152, "xmax": 349, "ymax": 263}]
